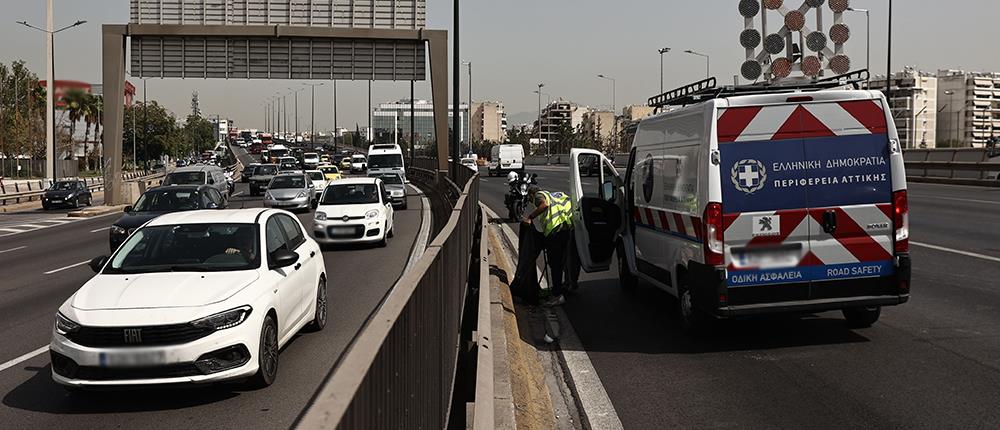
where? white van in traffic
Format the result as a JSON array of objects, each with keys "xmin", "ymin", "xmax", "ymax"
[
  {"xmin": 570, "ymin": 86, "xmax": 911, "ymax": 332},
  {"xmin": 366, "ymin": 144, "xmax": 406, "ymax": 182},
  {"xmin": 488, "ymin": 144, "xmax": 524, "ymax": 176}
]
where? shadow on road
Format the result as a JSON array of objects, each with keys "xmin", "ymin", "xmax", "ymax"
[
  {"xmin": 559, "ymin": 278, "xmax": 872, "ymax": 355},
  {"xmin": 2, "ymin": 365, "xmax": 252, "ymax": 414}
]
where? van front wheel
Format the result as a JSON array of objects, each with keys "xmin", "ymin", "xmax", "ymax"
[
  {"xmin": 617, "ymin": 244, "xmax": 637, "ymax": 291},
  {"xmin": 843, "ymin": 306, "xmax": 881, "ymax": 328}
]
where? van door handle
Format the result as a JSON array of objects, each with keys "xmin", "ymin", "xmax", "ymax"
[{"xmin": 822, "ymin": 210, "xmax": 837, "ymax": 234}]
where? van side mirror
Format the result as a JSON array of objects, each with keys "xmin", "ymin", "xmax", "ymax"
[
  {"xmin": 601, "ymin": 181, "xmax": 615, "ymax": 202},
  {"xmin": 89, "ymin": 256, "xmax": 109, "ymax": 273}
]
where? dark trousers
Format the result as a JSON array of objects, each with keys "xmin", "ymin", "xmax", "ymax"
[{"xmin": 543, "ymin": 228, "xmax": 573, "ymax": 296}]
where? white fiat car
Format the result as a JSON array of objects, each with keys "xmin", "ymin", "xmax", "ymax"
[
  {"xmin": 313, "ymin": 177, "xmax": 394, "ymax": 247},
  {"xmin": 50, "ymin": 209, "xmax": 327, "ymax": 389}
]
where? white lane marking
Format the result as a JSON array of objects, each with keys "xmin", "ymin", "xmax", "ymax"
[
  {"xmin": 232, "ymin": 191, "xmax": 245, "ymax": 197},
  {"xmin": 17, "ymin": 224, "xmax": 46, "ymax": 229},
  {"xmin": 90, "ymin": 226, "xmax": 111, "ymax": 233},
  {"xmin": 0, "ymin": 346, "xmax": 49, "ymax": 373},
  {"xmin": 0, "ymin": 245, "xmax": 27, "ymax": 254},
  {"xmin": 0, "ymin": 211, "xmax": 118, "ymax": 238},
  {"xmin": 0, "ymin": 227, "xmax": 25, "ymax": 233},
  {"xmin": 43, "ymin": 260, "xmax": 91, "ymax": 275},
  {"xmin": 403, "ymin": 185, "xmax": 432, "ymax": 275},
  {"xmin": 912, "ymin": 242, "xmax": 1000, "ymax": 263},
  {"xmin": 909, "ymin": 195, "xmax": 1000, "ymax": 206}
]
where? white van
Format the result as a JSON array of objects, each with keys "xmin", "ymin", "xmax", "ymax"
[
  {"xmin": 366, "ymin": 144, "xmax": 406, "ymax": 182},
  {"xmin": 570, "ymin": 87, "xmax": 911, "ymax": 332},
  {"xmin": 488, "ymin": 144, "xmax": 525, "ymax": 176}
]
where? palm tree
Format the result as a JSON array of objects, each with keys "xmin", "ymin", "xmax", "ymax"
[
  {"xmin": 62, "ymin": 89, "xmax": 88, "ymax": 167},
  {"xmin": 82, "ymin": 94, "xmax": 102, "ymax": 171}
]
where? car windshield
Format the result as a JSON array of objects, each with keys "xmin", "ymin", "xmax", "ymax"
[
  {"xmin": 50, "ymin": 181, "xmax": 77, "ymax": 190},
  {"xmin": 321, "ymin": 184, "xmax": 379, "ymax": 205},
  {"xmin": 256, "ymin": 165, "xmax": 278, "ymax": 175},
  {"xmin": 133, "ymin": 189, "xmax": 203, "ymax": 211},
  {"xmin": 270, "ymin": 175, "xmax": 306, "ymax": 189},
  {"xmin": 352, "ymin": 156, "xmax": 366, "ymax": 163},
  {"xmin": 368, "ymin": 154, "xmax": 403, "ymax": 169},
  {"xmin": 375, "ymin": 174, "xmax": 403, "ymax": 185},
  {"xmin": 308, "ymin": 171, "xmax": 325, "ymax": 181},
  {"xmin": 106, "ymin": 224, "xmax": 259, "ymax": 274},
  {"xmin": 164, "ymin": 171, "xmax": 206, "ymax": 185},
  {"xmin": 304, "ymin": 153, "xmax": 318, "ymax": 159},
  {"xmin": 270, "ymin": 148, "xmax": 289, "ymax": 157}
]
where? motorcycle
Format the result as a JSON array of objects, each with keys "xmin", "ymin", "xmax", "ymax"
[
  {"xmin": 225, "ymin": 171, "xmax": 235, "ymax": 197},
  {"xmin": 505, "ymin": 173, "xmax": 537, "ymax": 221}
]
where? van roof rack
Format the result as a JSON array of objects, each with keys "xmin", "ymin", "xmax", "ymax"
[{"xmin": 648, "ymin": 69, "xmax": 870, "ymax": 108}]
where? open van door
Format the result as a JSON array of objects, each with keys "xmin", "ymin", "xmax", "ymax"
[{"xmin": 569, "ymin": 149, "xmax": 624, "ymax": 272}]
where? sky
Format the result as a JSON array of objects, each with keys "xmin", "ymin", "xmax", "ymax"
[{"xmin": 2, "ymin": 0, "xmax": 999, "ymax": 131}]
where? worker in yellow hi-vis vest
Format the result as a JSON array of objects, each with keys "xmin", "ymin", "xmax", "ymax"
[{"xmin": 522, "ymin": 185, "xmax": 574, "ymax": 307}]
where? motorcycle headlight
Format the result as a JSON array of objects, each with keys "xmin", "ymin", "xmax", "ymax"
[
  {"xmin": 111, "ymin": 225, "xmax": 127, "ymax": 235},
  {"xmin": 519, "ymin": 184, "xmax": 527, "ymax": 192},
  {"xmin": 55, "ymin": 312, "xmax": 80, "ymax": 335},
  {"xmin": 365, "ymin": 209, "xmax": 379, "ymax": 219},
  {"xmin": 315, "ymin": 211, "xmax": 327, "ymax": 221},
  {"xmin": 191, "ymin": 306, "xmax": 253, "ymax": 331}
]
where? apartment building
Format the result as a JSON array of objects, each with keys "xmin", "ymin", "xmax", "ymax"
[
  {"xmin": 936, "ymin": 70, "xmax": 1000, "ymax": 148},
  {"xmin": 872, "ymin": 70, "xmax": 938, "ymax": 149},
  {"xmin": 470, "ymin": 101, "xmax": 508, "ymax": 143},
  {"xmin": 580, "ymin": 110, "xmax": 615, "ymax": 143},
  {"xmin": 532, "ymin": 100, "xmax": 588, "ymax": 145}
]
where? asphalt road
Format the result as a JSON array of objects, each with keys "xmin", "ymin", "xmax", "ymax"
[
  {"xmin": 479, "ymin": 164, "xmax": 1000, "ymax": 429},
  {"xmin": 0, "ymin": 147, "xmax": 426, "ymax": 429}
]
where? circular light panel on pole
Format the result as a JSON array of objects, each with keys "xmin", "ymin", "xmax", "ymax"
[
  {"xmin": 806, "ymin": 31, "xmax": 827, "ymax": 52},
  {"xmin": 771, "ymin": 58, "xmax": 793, "ymax": 78},
  {"xmin": 829, "ymin": 23, "xmax": 851, "ymax": 44},
  {"xmin": 739, "ymin": 0, "xmax": 761, "ymax": 17},
  {"xmin": 742, "ymin": 60, "xmax": 763, "ymax": 80},
  {"xmin": 802, "ymin": 56, "xmax": 823, "ymax": 77},
  {"xmin": 763, "ymin": 0, "xmax": 784, "ymax": 10},
  {"xmin": 764, "ymin": 33, "xmax": 786, "ymax": 54},
  {"xmin": 741, "ymin": 29, "xmax": 762, "ymax": 49},
  {"xmin": 829, "ymin": 0, "xmax": 850, "ymax": 13},
  {"xmin": 829, "ymin": 55, "xmax": 852, "ymax": 74}
]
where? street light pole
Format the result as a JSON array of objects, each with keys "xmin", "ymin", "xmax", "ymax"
[
  {"xmin": 847, "ymin": 8, "xmax": 870, "ymax": 79},
  {"xmin": 658, "ymin": 47, "xmax": 671, "ymax": 94},
  {"xmin": 462, "ymin": 61, "xmax": 472, "ymax": 154},
  {"xmin": 303, "ymin": 83, "xmax": 324, "ymax": 150},
  {"xmin": 597, "ymin": 74, "xmax": 616, "ymax": 113},
  {"xmin": 332, "ymin": 80, "xmax": 338, "ymax": 150},
  {"xmin": 684, "ymin": 50, "xmax": 710, "ymax": 79},
  {"xmin": 288, "ymin": 87, "xmax": 303, "ymax": 140},
  {"xmin": 142, "ymin": 78, "xmax": 150, "ymax": 169},
  {"xmin": 887, "ymin": 0, "xmax": 893, "ymax": 86},
  {"xmin": 16, "ymin": 10, "xmax": 86, "ymax": 182}
]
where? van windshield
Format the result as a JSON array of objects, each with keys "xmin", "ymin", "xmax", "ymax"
[
  {"xmin": 368, "ymin": 154, "xmax": 403, "ymax": 169},
  {"xmin": 164, "ymin": 171, "xmax": 206, "ymax": 185}
]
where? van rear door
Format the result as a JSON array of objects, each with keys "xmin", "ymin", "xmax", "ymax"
[{"xmin": 717, "ymin": 98, "xmax": 894, "ymax": 291}]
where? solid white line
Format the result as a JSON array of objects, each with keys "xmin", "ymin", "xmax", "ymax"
[
  {"xmin": 0, "ymin": 245, "xmax": 27, "ymax": 254},
  {"xmin": 0, "ymin": 211, "xmax": 120, "ymax": 238},
  {"xmin": 911, "ymin": 241, "xmax": 1000, "ymax": 263},
  {"xmin": 0, "ymin": 346, "xmax": 49, "ymax": 373},
  {"xmin": 90, "ymin": 226, "xmax": 111, "ymax": 233},
  {"xmin": 0, "ymin": 228, "xmax": 24, "ymax": 233},
  {"xmin": 403, "ymin": 185, "xmax": 432, "ymax": 275},
  {"xmin": 909, "ymin": 195, "xmax": 1000, "ymax": 206},
  {"xmin": 17, "ymin": 224, "xmax": 45, "ymax": 229},
  {"xmin": 43, "ymin": 260, "xmax": 90, "ymax": 275}
]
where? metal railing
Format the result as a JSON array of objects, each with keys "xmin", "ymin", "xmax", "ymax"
[
  {"xmin": 297, "ymin": 162, "xmax": 482, "ymax": 429},
  {"xmin": 0, "ymin": 170, "xmax": 161, "ymax": 206}
]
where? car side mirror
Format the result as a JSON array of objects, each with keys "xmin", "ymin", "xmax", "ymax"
[
  {"xmin": 89, "ymin": 256, "xmax": 109, "ymax": 273},
  {"xmin": 601, "ymin": 180, "xmax": 615, "ymax": 202},
  {"xmin": 123, "ymin": 205, "xmax": 133, "ymax": 213},
  {"xmin": 269, "ymin": 249, "xmax": 298, "ymax": 269}
]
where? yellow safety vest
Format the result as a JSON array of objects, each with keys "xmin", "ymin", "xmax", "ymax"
[{"xmin": 536, "ymin": 191, "xmax": 573, "ymax": 236}]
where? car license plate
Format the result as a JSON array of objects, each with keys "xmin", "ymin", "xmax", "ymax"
[
  {"xmin": 731, "ymin": 244, "xmax": 802, "ymax": 269},
  {"xmin": 51, "ymin": 200, "xmax": 62, "ymax": 203},
  {"xmin": 99, "ymin": 350, "xmax": 166, "ymax": 368},
  {"xmin": 329, "ymin": 227, "xmax": 354, "ymax": 235}
]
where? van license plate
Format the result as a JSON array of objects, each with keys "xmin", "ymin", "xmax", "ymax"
[{"xmin": 731, "ymin": 244, "xmax": 802, "ymax": 269}]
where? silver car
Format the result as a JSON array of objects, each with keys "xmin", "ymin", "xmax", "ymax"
[
  {"xmin": 264, "ymin": 173, "xmax": 314, "ymax": 212},
  {"xmin": 370, "ymin": 172, "xmax": 407, "ymax": 210}
]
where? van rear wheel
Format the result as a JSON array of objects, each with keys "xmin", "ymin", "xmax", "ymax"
[
  {"xmin": 677, "ymin": 277, "xmax": 712, "ymax": 335},
  {"xmin": 843, "ymin": 306, "xmax": 881, "ymax": 328}
]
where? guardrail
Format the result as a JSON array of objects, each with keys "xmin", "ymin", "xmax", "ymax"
[
  {"xmin": 0, "ymin": 170, "xmax": 160, "ymax": 206},
  {"xmin": 297, "ymin": 161, "xmax": 482, "ymax": 429},
  {"xmin": 904, "ymin": 148, "xmax": 1000, "ymax": 186}
]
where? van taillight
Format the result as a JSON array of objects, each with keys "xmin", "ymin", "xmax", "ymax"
[
  {"xmin": 893, "ymin": 190, "xmax": 909, "ymax": 253},
  {"xmin": 703, "ymin": 202, "xmax": 725, "ymax": 266}
]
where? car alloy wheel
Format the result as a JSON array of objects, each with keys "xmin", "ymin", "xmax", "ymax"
[
  {"xmin": 249, "ymin": 314, "xmax": 279, "ymax": 388},
  {"xmin": 308, "ymin": 277, "xmax": 328, "ymax": 331}
]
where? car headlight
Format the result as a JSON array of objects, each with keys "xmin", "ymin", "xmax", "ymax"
[
  {"xmin": 191, "ymin": 306, "xmax": 253, "ymax": 331},
  {"xmin": 315, "ymin": 211, "xmax": 327, "ymax": 221},
  {"xmin": 55, "ymin": 312, "xmax": 80, "ymax": 335},
  {"xmin": 264, "ymin": 192, "xmax": 273, "ymax": 200},
  {"xmin": 297, "ymin": 190, "xmax": 309, "ymax": 199},
  {"xmin": 366, "ymin": 209, "xmax": 380, "ymax": 219},
  {"xmin": 111, "ymin": 225, "xmax": 127, "ymax": 235},
  {"xmin": 66, "ymin": 193, "xmax": 76, "ymax": 199}
]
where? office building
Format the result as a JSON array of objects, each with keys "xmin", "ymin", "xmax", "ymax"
[
  {"xmin": 872, "ymin": 69, "xmax": 938, "ymax": 149},
  {"xmin": 372, "ymin": 99, "xmax": 469, "ymax": 149},
  {"xmin": 470, "ymin": 101, "xmax": 508, "ymax": 143}
]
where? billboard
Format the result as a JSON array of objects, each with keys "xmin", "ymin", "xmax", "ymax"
[{"xmin": 130, "ymin": 0, "xmax": 426, "ymax": 29}]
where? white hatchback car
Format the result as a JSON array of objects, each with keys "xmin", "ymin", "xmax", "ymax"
[
  {"xmin": 313, "ymin": 177, "xmax": 394, "ymax": 247},
  {"xmin": 50, "ymin": 209, "xmax": 327, "ymax": 389}
]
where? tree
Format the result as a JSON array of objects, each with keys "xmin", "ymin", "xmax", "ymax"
[{"xmin": 62, "ymin": 88, "xmax": 88, "ymax": 162}]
